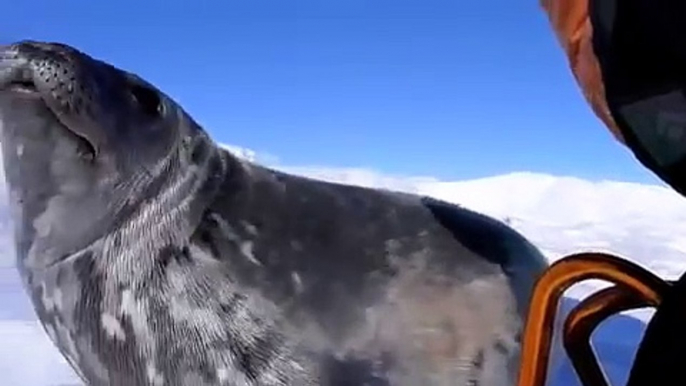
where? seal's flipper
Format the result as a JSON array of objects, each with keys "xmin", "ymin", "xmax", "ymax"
[
  {"xmin": 420, "ymin": 196, "xmax": 555, "ymax": 385},
  {"xmin": 421, "ymin": 196, "xmax": 547, "ymax": 318}
]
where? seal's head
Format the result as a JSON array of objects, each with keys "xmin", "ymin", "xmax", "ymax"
[{"xmin": 0, "ymin": 41, "xmax": 207, "ymax": 270}]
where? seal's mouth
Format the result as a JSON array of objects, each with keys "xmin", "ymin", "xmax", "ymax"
[
  {"xmin": 2, "ymin": 64, "xmax": 38, "ymax": 94},
  {"xmin": 7, "ymin": 79, "xmax": 37, "ymax": 94},
  {"xmin": 0, "ymin": 79, "xmax": 36, "ymax": 97},
  {"xmin": 0, "ymin": 86, "xmax": 98, "ymax": 162},
  {"xmin": 0, "ymin": 50, "xmax": 36, "ymax": 95}
]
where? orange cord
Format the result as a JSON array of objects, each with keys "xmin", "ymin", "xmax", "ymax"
[{"xmin": 516, "ymin": 252, "xmax": 670, "ymax": 386}]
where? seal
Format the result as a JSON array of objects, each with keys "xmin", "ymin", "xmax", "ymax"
[{"xmin": 0, "ymin": 41, "xmax": 548, "ymax": 386}]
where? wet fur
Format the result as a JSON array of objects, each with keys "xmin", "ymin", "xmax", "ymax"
[{"xmin": 0, "ymin": 42, "xmax": 548, "ymax": 386}]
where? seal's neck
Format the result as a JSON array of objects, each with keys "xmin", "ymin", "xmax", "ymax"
[{"xmin": 86, "ymin": 135, "xmax": 231, "ymax": 284}]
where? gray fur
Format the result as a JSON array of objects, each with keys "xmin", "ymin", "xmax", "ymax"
[{"xmin": 0, "ymin": 41, "xmax": 548, "ymax": 386}]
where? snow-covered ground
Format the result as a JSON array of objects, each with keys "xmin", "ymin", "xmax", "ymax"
[{"xmin": 1, "ymin": 147, "xmax": 684, "ymax": 385}]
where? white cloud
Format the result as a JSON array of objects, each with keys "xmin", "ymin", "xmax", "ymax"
[{"xmin": 1, "ymin": 144, "xmax": 682, "ymax": 385}]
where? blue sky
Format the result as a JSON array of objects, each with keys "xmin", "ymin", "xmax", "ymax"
[{"xmin": 4, "ymin": 0, "xmax": 662, "ymax": 184}]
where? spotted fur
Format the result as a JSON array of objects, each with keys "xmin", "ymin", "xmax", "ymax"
[{"xmin": 0, "ymin": 41, "xmax": 548, "ymax": 385}]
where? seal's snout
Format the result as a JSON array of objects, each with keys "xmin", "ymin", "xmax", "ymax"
[
  {"xmin": 0, "ymin": 41, "xmax": 116, "ymax": 157},
  {"xmin": 0, "ymin": 40, "xmax": 177, "ymax": 169},
  {"xmin": 0, "ymin": 41, "xmax": 95, "ymax": 112},
  {"xmin": 1, "ymin": 41, "xmax": 165, "ymax": 117}
]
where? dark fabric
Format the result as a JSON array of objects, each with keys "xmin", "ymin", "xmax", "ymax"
[
  {"xmin": 625, "ymin": 273, "xmax": 686, "ymax": 386},
  {"xmin": 590, "ymin": 0, "xmax": 686, "ymax": 197},
  {"xmin": 588, "ymin": 1, "xmax": 686, "ymax": 384}
]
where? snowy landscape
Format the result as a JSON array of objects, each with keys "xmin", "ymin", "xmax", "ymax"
[{"xmin": 1, "ymin": 146, "xmax": 684, "ymax": 385}]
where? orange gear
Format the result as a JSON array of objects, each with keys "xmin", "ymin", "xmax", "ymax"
[{"xmin": 540, "ymin": 0, "xmax": 622, "ymax": 143}]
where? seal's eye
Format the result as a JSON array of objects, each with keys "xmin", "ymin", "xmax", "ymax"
[{"xmin": 130, "ymin": 83, "xmax": 164, "ymax": 117}]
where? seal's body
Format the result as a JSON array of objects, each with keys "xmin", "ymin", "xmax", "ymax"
[{"xmin": 0, "ymin": 41, "xmax": 547, "ymax": 385}]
